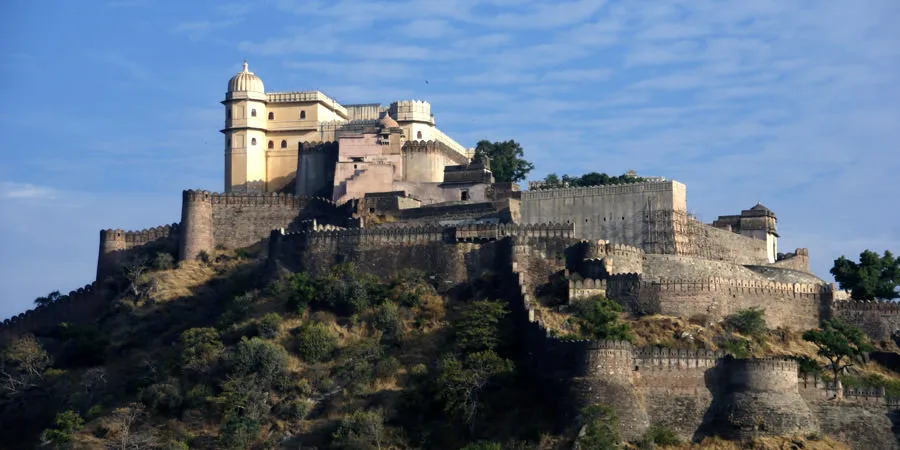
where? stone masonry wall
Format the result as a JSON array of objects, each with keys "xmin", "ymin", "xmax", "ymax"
[
  {"xmin": 97, "ymin": 224, "xmax": 180, "ymax": 280},
  {"xmin": 832, "ymin": 300, "xmax": 900, "ymax": 342},
  {"xmin": 180, "ymin": 189, "xmax": 347, "ymax": 261},
  {"xmin": 0, "ymin": 283, "xmax": 109, "ymax": 341},
  {"xmin": 520, "ymin": 181, "xmax": 683, "ymax": 252}
]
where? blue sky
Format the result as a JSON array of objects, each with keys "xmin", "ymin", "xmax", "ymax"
[{"xmin": 1, "ymin": 0, "xmax": 899, "ymax": 320}]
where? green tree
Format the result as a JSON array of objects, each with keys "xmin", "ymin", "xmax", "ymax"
[
  {"xmin": 473, "ymin": 140, "xmax": 534, "ymax": 183},
  {"xmin": 178, "ymin": 327, "xmax": 224, "ymax": 375},
  {"xmin": 453, "ymin": 300, "xmax": 508, "ymax": 353},
  {"xmin": 34, "ymin": 290, "xmax": 62, "ymax": 307},
  {"xmin": 227, "ymin": 337, "xmax": 290, "ymax": 388},
  {"xmin": 803, "ymin": 319, "xmax": 874, "ymax": 390},
  {"xmin": 257, "ymin": 312, "xmax": 283, "ymax": 339},
  {"xmin": 831, "ymin": 250, "xmax": 900, "ymax": 300},
  {"xmin": 570, "ymin": 296, "xmax": 632, "ymax": 341},
  {"xmin": 542, "ymin": 173, "xmax": 561, "ymax": 187},
  {"xmin": 724, "ymin": 307, "xmax": 767, "ymax": 337},
  {"xmin": 40, "ymin": 410, "xmax": 84, "ymax": 449},
  {"xmin": 1, "ymin": 334, "xmax": 51, "ymax": 395},
  {"xmin": 436, "ymin": 350, "xmax": 514, "ymax": 434}
]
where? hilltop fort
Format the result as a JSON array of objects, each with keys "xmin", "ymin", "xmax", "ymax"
[{"xmin": 3, "ymin": 62, "xmax": 899, "ymax": 448}]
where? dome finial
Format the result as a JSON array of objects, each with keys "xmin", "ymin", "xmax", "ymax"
[{"xmin": 242, "ymin": 60, "xmax": 249, "ymax": 72}]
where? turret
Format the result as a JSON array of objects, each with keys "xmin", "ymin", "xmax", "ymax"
[
  {"xmin": 180, "ymin": 190, "xmax": 214, "ymax": 261},
  {"xmin": 222, "ymin": 61, "xmax": 268, "ymax": 193}
]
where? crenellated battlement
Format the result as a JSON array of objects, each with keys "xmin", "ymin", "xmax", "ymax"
[
  {"xmin": 299, "ymin": 141, "xmax": 339, "ymax": 153},
  {"xmin": 521, "ymin": 180, "xmax": 675, "ymax": 200},
  {"xmin": 832, "ymin": 299, "xmax": 900, "ymax": 313},
  {"xmin": 100, "ymin": 223, "xmax": 179, "ymax": 245},
  {"xmin": 0, "ymin": 282, "xmax": 106, "ymax": 340},
  {"xmin": 634, "ymin": 347, "xmax": 723, "ymax": 371},
  {"xmin": 652, "ymin": 277, "xmax": 830, "ymax": 296},
  {"xmin": 182, "ymin": 189, "xmax": 337, "ymax": 208},
  {"xmin": 454, "ymin": 222, "xmax": 575, "ymax": 241}
]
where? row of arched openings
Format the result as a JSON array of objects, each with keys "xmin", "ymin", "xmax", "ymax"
[
  {"xmin": 267, "ymin": 140, "xmax": 289, "ymax": 149},
  {"xmin": 227, "ymin": 109, "xmax": 307, "ymax": 120}
]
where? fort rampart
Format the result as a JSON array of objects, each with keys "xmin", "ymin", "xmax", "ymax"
[
  {"xmin": 97, "ymin": 223, "xmax": 180, "ymax": 280},
  {"xmin": 0, "ymin": 283, "xmax": 108, "ymax": 341},
  {"xmin": 832, "ymin": 300, "xmax": 900, "ymax": 341},
  {"xmin": 180, "ymin": 189, "xmax": 347, "ymax": 261},
  {"xmin": 602, "ymin": 275, "xmax": 828, "ymax": 329}
]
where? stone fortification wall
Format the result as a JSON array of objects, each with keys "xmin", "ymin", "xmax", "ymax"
[
  {"xmin": 832, "ymin": 300, "xmax": 900, "ymax": 341},
  {"xmin": 0, "ymin": 283, "xmax": 108, "ymax": 341},
  {"xmin": 798, "ymin": 375, "xmax": 899, "ymax": 450},
  {"xmin": 706, "ymin": 358, "xmax": 817, "ymax": 440},
  {"xmin": 402, "ymin": 140, "xmax": 470, "ymax": 183},
  {"xmin": 180, "ymin": 189, "xmax": 346, "ymax": 261},
  {"xmin": 634, "ymin": 347, "xmax": 722, "ymax": 442},
  {"xmin": 568, "ymin": 278, "xmax": 606, "ymax": 301},
  {"xmin": 672, "ymin": 215, "xmax": 770, "ymax": 265},
  {"xmin": 520, "ymin": 181, "xmax": 684, "ymax": 254},
  {"xmin": 295, "ymin": 142, "xmax": 338, "ymax": 198},
  {"xmin": 269, "ymin": 223, "xmax": 575, "ymax": 283},
  {"xmin": 612, "ymin": 276, "xmax": 827, "ymax": 329},
  {"xmin": 576, "ymin": 241, "xmax": 645, "ymax": 278},
  {"xmin": 773, "ymin": 248, "xmax": 811, "ymax": 272},
  {"xmin": 97, "ymin": 223, "xmax": 180, "ymax": 281}
]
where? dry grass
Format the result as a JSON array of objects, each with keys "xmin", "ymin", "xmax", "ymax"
[{"xmin": 653, "ymin": 435, "xmax": 850, "ymax": 450}]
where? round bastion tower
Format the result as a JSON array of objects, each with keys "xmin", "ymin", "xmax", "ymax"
[{"xmin": 223, "ymin": 61, "xmax": 268, "ymax": 193}]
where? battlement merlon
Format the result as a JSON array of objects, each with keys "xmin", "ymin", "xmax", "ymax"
[{"xmin": 389, "ymin": 100, "xmax": 434, "ymax": 124}]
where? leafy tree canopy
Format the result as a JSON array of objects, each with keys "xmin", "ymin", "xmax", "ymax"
[
  {"xmin": 802, "ymin": 319, "xmax": 874, "ymax": 383},
  {"xmin": 473, "ymin": 140, "xmax": 534, "ymax": 183},
  {"xmin": 538, "ymin": 171, "xmax": 645, "ymax": 189},
  {"xmin": 831, "ymin": 250, "xmax": 900, "ymax": 300}
]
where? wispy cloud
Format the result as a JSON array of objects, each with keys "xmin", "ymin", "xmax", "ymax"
[
  {"xmin": 172, "ymin": 19, "xmax": 240, "ymax": 41},
  {"xmin": 0, "ymin": 182, "xmax": 57, "ymax": 200}
]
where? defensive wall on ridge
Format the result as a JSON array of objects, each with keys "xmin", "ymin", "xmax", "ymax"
[
  {"xmin": 603, "ymin": 274, "xmax": 828, "ymax": 329},
  {"xmin": 506, "ymin": 246, "xmax": 897, "ymax": 447},
  {"xmin": 97, "ymin": 224, "xmax": 180, "ymax": 281},
  {"xmin": 0, "ymin": 283, "xmax": 109, "ymax": 341},
  {"xmin": 520, "ymin": 182, "xmax": 771, "ymax": 265},
  {"xmin": 179, "ymin": 189, "xmax": 349, "ymax": 261},
  {"xmin": 832, "ymin": 300, "xmax": 900, "ymax": 341}
]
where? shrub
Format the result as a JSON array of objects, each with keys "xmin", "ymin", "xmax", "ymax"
[
  {"xmin": 332, "ymin": 409, "xmax": 386, "ymax": 450},
  {"xmin": 374, "ymin": 356, "xmax": 401, "ymax": 382},
  {"xmin": 196, "ymin": 250, "xmax": 209, "ymax": 264},
  {"xmin": 296, "ymin": 322, "xmax": 338, "ymax": 362},
  {"xmin": 461, "ymin": 443, "xmax": 503, "ymax": 450},
  {"xmin": 643, "ymin": 425, "xmax": 680, "ymax": 446},
  {"xmin": 184, "ymin": 383, "xmax": 213, "ymax": 409},
  {"xmin": 577, "ymin": 404, "xmax": 619, "ymax": 450},
  {"xmin": 570, "ymin": 296, "xmax": 632, "ymax": 342},
  {"xmin": 370, "ymin": 302, "xmax": 400, "ymax": 335},
  {"xmin": 257, "ymin": 313, "xmax": 282, "ymax": 339},
  {"xmin": 721, "ymin": 337, "xmax": 751, "ymax": 358},
  {"xmin": 153, "ymin": 252, "xmax": 175, "ymax": 271},
  {"xmin": 40, "ymin": 410, "xmax": 85, "ymax": 449},
  {"xmin": 280, "ymin": 399, "xmax": 309, "ymax": 421},
  {"xmin": 141, "ymin": 382, "xmax": 183, "ymax": 416},
  {"xmin": 688, "ymin": 313, "xmax": 710, "ymax": 326},
  {"xmin": 453, "ymin": 300, "xmax": 508, "ymax": 353},
  {"xmin": 795, "ymin": 355, "xmax": 822, "ymax": 376},
  {"xmin": 227, "ymin": 337, "xmax": 290, "ymax": 388},
  {"xmin": 724, "ymin": 307, "xmax": 767, "ymax": 336},
  {"xmin": 178, "ymin": 327, "xmax": 223, "ymax": 375}
]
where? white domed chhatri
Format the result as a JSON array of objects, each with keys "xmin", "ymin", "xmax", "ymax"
[{"xmin": 227, "ymin": 60, "xmax": 265, "ymax": 93}]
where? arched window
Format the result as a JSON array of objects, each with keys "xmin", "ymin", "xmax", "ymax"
[
  {"xmin": 300, "ymin": 110, "xmax": 306, "ymax": 119},
  {"xmin": 251, "ymin": 138, "xmax": 257, "ymax": 146},
  {"xmin": 280, "ymin": 140, "xmax": 287, "ymax": 148},
  {"xmin": 268, "ymin": 112, "xmax": 274, "ymax": 120},
  {"xmin": 417, "ymin": 131, "xmax": 423, "ymax": 139},
  {"xmin": 251, "ymin": 109, "xmax": 257, "ymax": 117},
  {"xmin": 267, "ymin": 140, "xmax": 274, "ymax": 149}
]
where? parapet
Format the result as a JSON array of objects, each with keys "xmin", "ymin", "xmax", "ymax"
[
  {"xmin": 299, "ymin": 141, "xmax": 339, "ymax": 153},
  {"xmin": 99, "ymin": 223, "xmax": 179, "ymax": 245},
  {"xmin": 389, "ymin": 100, "xmax": 433, "ymax": 124},
  {"xmin": 634, "ymin": 347, "xmax": 723, "ymax": 371},
  {"xmin": 454, "ymin": 222, "xmax": 575, "ymax": 241},
  {"xmin": 402, "ymin": 140, "xmax": 469, "ymax": 164},
  {"xmin": 0, "ymin": 282, "xmax": 102, "ymax": 340},
  {"xmin": 182, "ymin": 189, "xmax": 337, "ymax": 208},
  {"xmin": 832, "ymin": 299, "xmax": 900, "ymax": 313},
  {"xmin": 520, "ymin": 180, "xmax": 677, "ymax": 200}
]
